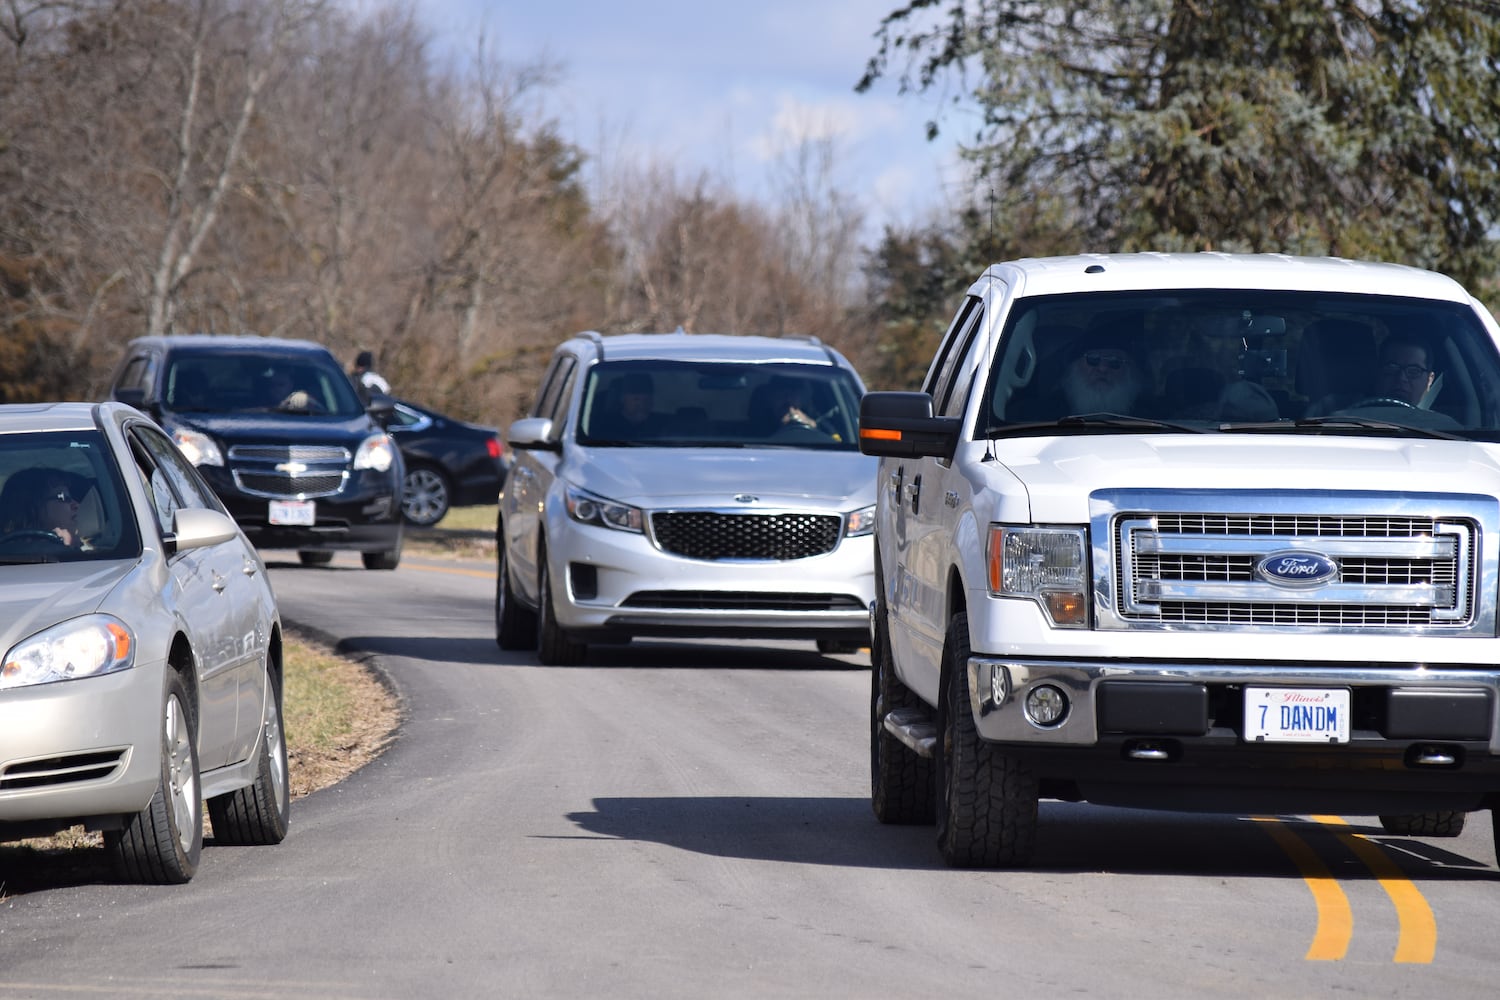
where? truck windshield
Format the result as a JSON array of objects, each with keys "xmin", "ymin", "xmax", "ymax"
[{"xmin": 980, "ymin": 290, "xmax": 1500, "ymax": 438}]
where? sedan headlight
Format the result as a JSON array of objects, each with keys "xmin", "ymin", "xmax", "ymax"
[
  {"xmin": 987, "ymin": 526, "xmax": 1089, "ymax": 628},
  {"xmin": 2, "ymin": 615, "xmax": 135, "ymax": 690},
  {"xmin": 565, "ymin": 485, "xmax": 643, "ymax": 533},
  {"xmin": 844, "ymin": 504, "xmax": 877, "ymax": 537},
  {"xmin": 354, "ymin": 432, "xmax": 396, "ymax": 472},
  {"xmin": 173, "ymin": 427, "xmax": 224, "ymax": 467}
]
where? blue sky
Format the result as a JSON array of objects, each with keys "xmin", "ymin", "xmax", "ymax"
[{"xmin": 414, "ymin": 0, "xmax": 973, "ymax": 236}]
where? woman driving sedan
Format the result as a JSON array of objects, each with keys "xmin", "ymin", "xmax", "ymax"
[{"xmin": 0, "ymin": 468, "xmax": 91, "ymax": 550}]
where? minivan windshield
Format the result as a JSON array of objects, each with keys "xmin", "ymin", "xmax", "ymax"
[
  {"xmin": 980, "ymin": 290, "xmax": 1500, "ymax": 439},
  {"xmin": 575, "ymin": 361, "xmax": 864, "ymax": 450},
  {"xmin": 164, "ymin": 353, "xmax": 367, "ymax": 418}
]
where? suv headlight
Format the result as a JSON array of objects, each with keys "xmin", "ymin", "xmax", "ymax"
[
  {"xmin": 565, "ymin": 485, "xmax": 643, "ymax": 533},
  {"xmin": 354, "ymin": 432, "xmax": 396, "ymax": 472},
  {"xmin": 173, "ymin": 427, "xmax": 224, "ymax": 467},
  {"xmin": 2, "ymin": 615, "xmax": 135, "ymax": 690},
  {"xmin": 988, "ymin": 526, "xmax": 1089, "ymax": 628},
  {"xmin": 844, "ymin": 504, "xmax": 877, "ymax": 537}
]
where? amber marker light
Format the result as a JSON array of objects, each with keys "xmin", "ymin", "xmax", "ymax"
[{"xmin": 860, "ymin": 428, "xmax": 902, "ymax": 441}]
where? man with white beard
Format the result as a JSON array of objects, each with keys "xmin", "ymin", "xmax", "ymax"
[{"xmin": 1059, "ymin": 326, "xmax": 1144, "ymax": 415}]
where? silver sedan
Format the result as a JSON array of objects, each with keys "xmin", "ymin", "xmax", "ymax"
[{"xmin": 0, "ymin": 401, "xmax": 288, "ymax": 883}]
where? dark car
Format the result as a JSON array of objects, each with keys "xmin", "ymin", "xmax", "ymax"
[
  {"xmin": 107, "ymin": 335, "xmax": 404, "ymax": 569},
  {"xmin": 387, "ymin": 399, "xmax": 506, "ymax": 526}
]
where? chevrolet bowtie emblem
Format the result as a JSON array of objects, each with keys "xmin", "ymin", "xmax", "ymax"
[{"xmin": 275, "ymin": 461, "xmax": 308, "ymax": 474}]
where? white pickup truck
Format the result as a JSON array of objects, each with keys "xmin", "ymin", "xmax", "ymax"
[{"xmin": 858, "ymin": 252, "xmax": 1500, "ymax": 867}]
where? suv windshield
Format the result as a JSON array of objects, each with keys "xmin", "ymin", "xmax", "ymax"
[
  {"xmin": 981, "ymin": 290, "xmax": 1500, "ymax": 439},
  {"xmin": 575, "ymin": 361, "xmax": 864, "ymax": 450},
  {"xmin": 164, "ymin": 353, "xmax": 366, "ymax": 418}
]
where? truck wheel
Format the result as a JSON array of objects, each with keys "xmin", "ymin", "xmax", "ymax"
[
  {"xmin": 1378, "ymin": 811, "xmax": 1467, "ymax": 837},
  {"xmin": 537, "ymin": 556, "xmax": 586, "ymax": 666},
  {"xmin": 935, "ymin": 612, "xmax": 1038, "ymax": 868},
  {"xmin": 870, "ymin": 597, "xmax": 935, "ymax": 824}
]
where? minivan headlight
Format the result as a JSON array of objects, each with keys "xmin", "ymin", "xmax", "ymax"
[
  {"xmin": 565, "ymin": 485, "xmax": 643, "ymax": 533},
  {"xmin": 987, "ymin": 525, "xmax": 1089, "ymax": 628},
  {"xmin": 2, "ymin": 615, "xmax": 135, "ymax": 690},
  {"xmin": 354, "ymin": 432, "xmax": 396, "ymax": 472},
  {"xmin": 845, "ymin": 505, "xmax": 877, "ymax": 537},
  {"xmin": 173, "ymin": 427, "xmax": 224, "ymax": 467}
]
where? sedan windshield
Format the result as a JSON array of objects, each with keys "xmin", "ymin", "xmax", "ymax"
[
  {"xmin": 980, "ymin": 290, "xmax": 1500, "ymax": 439},
  {"xmin": 0, "ymin": 431, "xmax": 140, "ymax": 562},
  {"xmin": 575, "ymin": 361, "xmax": 864, "ymax": 450}
]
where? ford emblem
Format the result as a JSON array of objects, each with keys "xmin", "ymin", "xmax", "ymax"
[{"xmin": 1254, "ymin": 550, "xmax": 1338, "ymax": 588}]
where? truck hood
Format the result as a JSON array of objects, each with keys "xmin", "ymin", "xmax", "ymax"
[
  {"xmin": 1000, "ymin": 434, "xmax": 1500, "ymax": 522},
  {"xmin": 565, "ymin": 446, "xmax": 878, "ymax": 509},
  {"xmin": 0, "ymin": 561, "xmax": 133, "ymax": 653}
]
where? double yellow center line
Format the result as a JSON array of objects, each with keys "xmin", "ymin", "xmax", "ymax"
[{"xmin": 1256, "ymin": 815, "xmax": 1436, "ymax": 963}]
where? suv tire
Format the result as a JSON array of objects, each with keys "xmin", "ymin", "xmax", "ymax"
[{"xmin": 496, "ymin": 543, "xmax": 538, "ymax": 650}]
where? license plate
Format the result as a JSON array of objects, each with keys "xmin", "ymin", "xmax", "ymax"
[
  {"xmin": 1245, "ymin": 687, "xmax": 1350, "ymax": 744},
  {"xmin": 269, "ymin": 500, "xmax": 315, "ymax": 526}
]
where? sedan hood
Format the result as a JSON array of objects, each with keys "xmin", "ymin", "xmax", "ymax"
[
  {"xmin": 0, "ymin": 561, "xmax": 134, "ymax": 653},
  {"xmin": 564, "ymin": 446, "xmax": 878, "ymax": 509}
]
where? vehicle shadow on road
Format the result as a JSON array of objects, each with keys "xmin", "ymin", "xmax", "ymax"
[
  {"xmin": 560, "ymin": 797, "xmax": 1500, "ymax": 879},
  {"xmin": 312, "ymin": 632, "xmax": 870, "ymax": 671}
]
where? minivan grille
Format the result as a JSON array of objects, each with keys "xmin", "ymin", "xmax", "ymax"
[{"xmin": 650, "ymin": 512, "xmax": 842, "ymax": 560}]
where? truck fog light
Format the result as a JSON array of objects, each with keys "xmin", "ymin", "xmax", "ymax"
[{"xmin": 1025, "ymin": 684, "xmax": 1068, "ymax": 727}]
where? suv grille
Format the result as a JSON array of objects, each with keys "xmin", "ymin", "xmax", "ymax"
[
  {"xmin": 1114, "ymin": 511, "xmax": 1475, "ymax": 629},
  {"xmin": 229, "ymin": 444, "xmax": 351, "ymax": 500},
  {"xmin": 650, "ymin": 511, "xmax": 842, "ymax": 560}
]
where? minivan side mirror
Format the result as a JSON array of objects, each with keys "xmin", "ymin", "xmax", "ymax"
[{"xmin": 507, "ymin": 417, "xmax": 560, "ymax": 453}]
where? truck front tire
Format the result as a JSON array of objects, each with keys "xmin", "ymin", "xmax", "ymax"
[{"xmin": 936, "ymin": 612, "xmax": 1038, "ymax": 868}]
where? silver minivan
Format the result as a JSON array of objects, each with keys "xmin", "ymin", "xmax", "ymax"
[{"xmin": 496, "ymin": 332, "xmax": 876, "ymax": 665}]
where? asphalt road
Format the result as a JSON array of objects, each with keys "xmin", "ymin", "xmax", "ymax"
[{"xmin": 3, "ymin": 549, "xmax": 1500, "ymax": 998}]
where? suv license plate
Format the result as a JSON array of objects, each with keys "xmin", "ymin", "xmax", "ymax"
[
  {"xmin": 1245, "ymin": 687, "xmax": 1350, "ymax": 744},
  {"xmin": 269, "ymin": 500, "xmax": 315, "ymax": 526}
]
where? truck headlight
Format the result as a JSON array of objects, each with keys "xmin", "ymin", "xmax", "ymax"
[{"xmin": 988, "ymin": 525, "xmax": 1089, "ymax": 628}]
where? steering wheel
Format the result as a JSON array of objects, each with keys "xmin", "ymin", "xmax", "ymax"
[
  {"xmin": 1347, "ymin": 396, "xmax": 1416, "ymax": 410},
  {"xmin": 0, "ymin": 529, "xmax": 68, "ymax": 547}
]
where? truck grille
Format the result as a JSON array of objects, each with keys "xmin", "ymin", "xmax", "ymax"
[
  {"xmin": 228, "ymin": 444, "xmax": 351, "ymax": 500},
  {"xmin": 1109, "ymin": 506, "xmax": 1478, "ymax": 631},
  {"xmin": 650, "ymin": 511, "xmax": 842, "ymax": 560}
]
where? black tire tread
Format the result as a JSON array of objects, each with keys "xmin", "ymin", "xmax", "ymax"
[
  {"xmin": 537, "ymin": 556, "xmax": 586, "ymax": 665},
  {"xmin": 1378, "ymin": 810, "xmax": 1467, "ymax": 837},
  {"xmin": 936, "ymin": 612, "xmax": 1038, "ymax": 868},
  {"xmin": 209, "ymin": 670, "xmax": 290, "ymax": 846},
  {"xmin": 871, "ymin": 597, "xmax": 935, "ymax": 825},
  {"xmin": 106, "ymin": 674, "xmax": 200, "ymax": 884}
]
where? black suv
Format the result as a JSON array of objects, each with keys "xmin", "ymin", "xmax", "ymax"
[{"xmin": 108, "ymin": 335, "xmax": 404, "ymax": 569}]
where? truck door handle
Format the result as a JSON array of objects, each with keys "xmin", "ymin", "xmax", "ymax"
[{"xmin": 904, "ymin": 474, "xmax": 922, "ymax": 515}]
